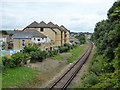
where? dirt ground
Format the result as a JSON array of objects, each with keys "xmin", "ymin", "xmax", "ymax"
[
  {"xmin": 24, "ymin": 53, "xmax": 71, "ymax": 88},
  {"xmin": 24, "ymin": 42, "xmax": 89, "ymax": 88}
]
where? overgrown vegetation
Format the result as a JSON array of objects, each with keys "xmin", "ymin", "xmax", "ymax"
[
  {"xmin": 76, "ymin": 1, "xmax": 120, "ymax": 88},
  {"xmin": 51, "ymin": 45, "xmax": 85, "ymax": 64}
]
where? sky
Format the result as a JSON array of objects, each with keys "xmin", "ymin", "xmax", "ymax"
[{"xmin": 1, "ymin": 0, "xmax": 116, "ymax": 33}]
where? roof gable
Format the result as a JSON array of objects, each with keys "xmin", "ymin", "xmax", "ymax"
[
  {"xmin": 37, "ymin": 21, "xmax": 48, "ymax": 27},
  {"xmin": 24, "ymin": 21, "xmax": 69, "ymax": 32},
  {"xmin": 60, "ymin": 25, "xmax": 70, "ymax": 32},
  {"xmin": 47, "ymin": 21, "xmax": 57, "ymax": 28},
  {"xmin": 47, "ymin": 22, "xmax": 63, "ymax": 32},
  {"xmin": 27, "ymin": 21, "xmax": 39, "ymax": 28}
]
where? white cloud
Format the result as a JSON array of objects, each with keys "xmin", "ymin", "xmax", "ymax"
[
  {"xmin": 1, "ymin": 0, "xmax": 116, "ymax": 32},
  {"xmin": 1, "ymin": 0, "xmax": 117, "ymax": 3}
]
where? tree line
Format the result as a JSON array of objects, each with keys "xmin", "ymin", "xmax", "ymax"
[{"xmin": 76, "ymin": 1, "xmax": 120, "ymax": 88}]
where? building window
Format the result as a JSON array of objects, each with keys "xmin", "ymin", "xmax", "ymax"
[
  {"xmin": 38, "ymin": 39, "xmax": 40, "ymax": 41},
  {"xmin": 65, "ymin": 35, "xmax": 67, "ymax": 37},
  {"xmin": 50, "ymin": 47, "xmax": 52, "ymax": 50},
  {"xmin": 65, "ymin": 39, "xmax": 66, "ymax": 42},
  {"xmin": 22, "ymin": 40, "xmax": 25, "ymax": 46},
  {"xmin": 28, "ymin": 43, "xmax": 32, "ymax": 46},
  {"xmin": 41, "ymin": 28, "xmax": 44, "ymax": 32}
]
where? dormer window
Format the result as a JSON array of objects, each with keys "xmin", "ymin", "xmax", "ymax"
[
  {"xmin": 41, "ymin": 28, "xmax": 44, "ymax": 32},
  {"xmin": 38, "ymin": 39, "xmax": 40, "ymax": 41}
]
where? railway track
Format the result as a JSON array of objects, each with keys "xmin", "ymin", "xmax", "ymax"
[{"xmin": 47, "ymin": 42, "xmax": 93, "ymax": 89}]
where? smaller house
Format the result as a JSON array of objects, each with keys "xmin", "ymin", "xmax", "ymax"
[
  {"xmin": 0, "ymin": 35, "xmax": 10, "ymax": 50},
  {"xmin": 70, "ymin": 37, "xmax": 80, "ymax": 44},
  {"xmin": 12, "ymin": 29, "xmax": 51, "ymax": 51},
  {"xmin": 14, "ymin": 30, "xmax": 23, "ymax": 33}
]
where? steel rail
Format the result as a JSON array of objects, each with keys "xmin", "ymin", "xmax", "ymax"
[
  {"xmin": 49, "ymin": 42, "xmax": 93, "ymax": 89},
  {"xmin": 62, "ymin": 42, "xmax": 93, "ymax": 89}
]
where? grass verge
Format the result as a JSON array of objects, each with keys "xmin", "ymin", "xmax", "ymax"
[
  {"xmin": 67, "ymin": 45, "xmax": 85, "ymax": 64},
  {"xmin": 50, "ymin": 45, "xmax": 85, "ymax": 64},
  {"xmin": 2, "ymin": 67, "xmax": 38, "ymax": 88},
  {"xmin": 50, "ymin": 54, "xmax": 69, "ymax": 60}
]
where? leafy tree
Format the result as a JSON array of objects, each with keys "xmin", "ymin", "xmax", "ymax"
[
  {"xmin": 112, "ymin": 43, "xmax": 120, "ymax": 70},
  {"xmin": 75, "ymin": 33, "xmax": 86, "ymax": 44},
  {"xmin": 2, "ymin": 30, "xmax": 8, "ymax": 35}
]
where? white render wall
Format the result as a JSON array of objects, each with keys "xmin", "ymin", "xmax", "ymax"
[
  {"xmin": 31, "ymin": 37, "xmax": 51, "ymax": 43},
  {"xmin": 0, "ymin": 37, "xmax": 7, "ymax": 42}
]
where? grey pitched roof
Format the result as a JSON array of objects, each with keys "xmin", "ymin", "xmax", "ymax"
[
  {"xmin": 24, "ymin": 21, "xmax": 69, "ymax": 33},
  {"xmin": 37, "ymin": 21, "xmax": 48, "ymax": 27},
  {"xmin": 47, "ymin": 22, "xmax": 57, "ymax": 28},
  {"xmin": 26, "ymin": 21, "xmax": 39, "ymax": 28},
  {"xmin": 47, "ymin": 22, "xmax": 63, "ymax": 32},
  {"xmin": 54, "ymin": 24, "xmax": 63, "ymax": 32},
  {"xmin": 60, "ymin": 25, "xmax": 70, "ymax": 32},
  {"xmin": 12, "ymin": 29, "xmax": 47, "ymax": 39}
]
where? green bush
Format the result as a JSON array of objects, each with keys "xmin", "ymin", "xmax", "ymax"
[
  {"xmin": 30, "ymin": 50, "xmax": 44, "ymax": 63},
  {"xmin": 48, "ymin": 50, "xmax": 54, "ymax": 57},
  {"xmin": 42, "ymin": 50, "xmax": 48, "ymax": 58},
  {"xmin": 59, "ymin": 46, "xmax": 69, "ymax": 53},
  {"xmin": 11, "ymin": 52, "xmax": 24, "ymax": 67},
  {"xmin": 23, "ymin": 53, "xmax": 31, "ymax": 64},
  {"xmin": 84, "ymin": 73, "xmax": 99, "ymax": 87},
  {"xmin": 38, "ymin": 50, "xmax": 46, "ymax": 61},
  {"xmin": 8, "ymin": 58, "xmax": 16, "ymax": 68},
  {"xmin": 23, "ymin": 45, "xmax": 39, "ymax": 54},
  {"xmin": 2, "ymin": 56, "xmax": 8, "ymax": 68},
  {"xmin": 23, "ymin": 45, "xmax": 46, "ymax": 63},
  {"xmin": 89, "ymin": 62, "xmax": 102, "ymax": 76},
  {"xmin": 64, "ymin": 43, "xmax": 75, "ymax": 50},
  {"xmin": 64, "ymin": 43, "xmax": 69, "ymax": 46},
  {"xmin": 2, "ymin": 54, "xmax": 22, "ymax": 68},
  {"xmin": 29, "ymin": 51, "xmax": 38, "ymax": 63},
  {"xmin": 2, "ymin": 56, "xmax": 16, "ymax": 68},
  {"xmin": 88, "ymin": 56, "xmax": 102, "ymax": 75},
  {"xmin": 75, "ymin": 73, "xmax": 99, "ymax": 88},
  {"xmin": 47, "ymin": 49, "xmax": 58, "ymax": 57},
  {"xmin": 72, "ymin": 44, "xmax": 77, "ymax": 48},
  {"xmin": 52, "ymin": 49, "xmax": 58, "ymax": 55}
]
